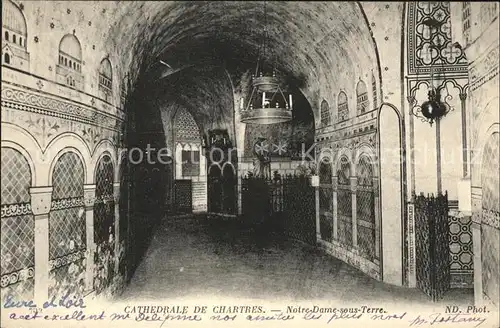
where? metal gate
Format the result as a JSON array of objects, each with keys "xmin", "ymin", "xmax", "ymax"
[
  {"xmin": 208, "ymin": 164, "xmax": 237, "ymax": 216},
  {"xmin": 414, "ymin": 191, "xmax": 450, "ymax": 301},
  {"xmin": 174, "ymin": 179, "xmax": 192, "ymax": 213},
  {"xmin": 241, "ymin": 175, "xmax": 316, "ymax": 245}
]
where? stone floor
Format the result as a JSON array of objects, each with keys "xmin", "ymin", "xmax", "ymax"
[{"xmin": 119, "ymin": 216, "xmax": 473, "ymax": 306}]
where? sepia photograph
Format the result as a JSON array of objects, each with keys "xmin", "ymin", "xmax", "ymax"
[{"xmin": 1, "ymin": 1, "xmax": 499, "ymax": 327}]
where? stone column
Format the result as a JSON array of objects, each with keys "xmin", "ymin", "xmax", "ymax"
[
  {"xmin": 332, "ymin": 176, "xmax": 338, "ymax": 240},
  {"xmin": 237, "ymin": 175, "xmax": 243, "ymax": 215},
  {"xmin": 83, "ymin": 184, "xmax": 96, "ymax": 293},
  {"xmin": 30, "ymin": 186, "xmax": 53, "ymax": 304},
  {"xmin": 351, "ymin": 176, "xmax": 358, "ymax": 249},
  {"xmin": 315, "ymin": 184, "xmax": 321, "ymax": 242},
  {"xmin": 459, "ymin": 92, "xmax": 468, "ymax": 178},
  {"xmin": 113, "ymin": 182, "xmax": 120, "ymax": 274}
]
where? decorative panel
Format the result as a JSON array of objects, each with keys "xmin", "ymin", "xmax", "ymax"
[
  {"xmin": 481, "ymin": 132, "xmax": 499, "ymax": 214},
  {"xmin": 1, "ymin": 147, "xmax": 34, "ymax": 300},
  {"xmin": 356, "ymin": 80, "xmax": 369, "ymax": 115},
  {"xmin": 448, "ymin": 214, "xmax": 473, "ymax": 288},
  {"xmin": 337, "ymin": 91, "xmax": 349, "ymax": 122},
  {"xmin": 49, "ymin": 152, "xmax": 86, "ymax": 297},
  {"xmin": 357, "ymin": 156, "xmax": 375, "ymax": 261},
  {"xmin": 481, "ymin": 132, "xmax": 499, "ymax": 304},
  {"xmin": 407, "ymin": 2, "xmax": 468, "ymax": 75},
  {"xmin": 175, "ymin": 107, "xmax": 201, "ymax": 143},
  {"xmin": 320, "ymin": 100, "xmax": 331, "ymax": 126}
]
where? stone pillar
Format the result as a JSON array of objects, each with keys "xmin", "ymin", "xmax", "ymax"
[
  {"xmin": 175, "ymin": 143, "xmax": 183, "ymax": 179},
  {"xmin": 459, "ymin": 92, "xmax": 468, "ymax": 178},
  {"xmin": 83, "ymin": 184, "xmax": 96, "ymax": 293},
  {"xmin": 30, "ymin": 186, "xmax": 53, "ymax": 304},
  {"xmin": 113, "ymin": 182, "xmax": 120, "ymax": 274},
  {"xmin": 315, "ymin": 184, "xmax": 321, "ymax": 241},
  {"xmin": 332, "ymin": 176, "xmax": 338, "ymax": 240},
  {"xmin": 351, "ymin": 176, "xmax": 358, "ymax": 249}
]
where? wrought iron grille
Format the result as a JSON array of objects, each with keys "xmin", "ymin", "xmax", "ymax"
[
  {"xmin": 448, "ymin": 214, "xmax": 473, "ymax": 288},
  {"xmin": 174, "ymin": 179, "xmax": 192, "ymax": 213},
  {"xmin": 414, "ymin": 192, "xmax": 450, "ymax": 301},
  {"xmin": 337, "ymin": 157, "xmax": 352, "ymax": 247},
  {"xmin": 356, "ymin": 157, "xmax": 376, "ymax": 260},
  {"xmin": 1, "ymin": 147, "xmax": 34, "ymax": 300},
  {"xmin": 208, "ymin": 166, "xmax": 222, "ymax": 214},
  {"xmin": 49, "ymin": 152, "xmax": 86, "ymax": 297},
  {"xmin": 319, "ymin": 161, "xmax": 333, "ymax": 242},
  {"xmin": 222, "ymin": 165, "xmax": 237, "ymax": 215},
  {"xmin": 282, "ymin": 175, "xmax": 316, "ymax": 245},
  {"xmin": 94, "ymin": 155, "xmax": 115, "ymax": 245},
  {"xmin": 241, "ymin": 175, "xmax": 316, "ymax": 245},
  {"xmin": 93, "ymin": 155, "xmax": 115, "ymax": 294}
]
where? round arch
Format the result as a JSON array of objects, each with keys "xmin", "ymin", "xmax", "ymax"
[
  {"xmin": 1, "ymin": 123, "xmax": 41, "ymax": 186},
  {"xmin": 45, "ymin": 133, "xmax": 92, "ymax": 185}
]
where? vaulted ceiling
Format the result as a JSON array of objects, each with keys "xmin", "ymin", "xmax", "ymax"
[{"xmin": 104, "ymin": 1, "xmax": 380, "ymax": 134}]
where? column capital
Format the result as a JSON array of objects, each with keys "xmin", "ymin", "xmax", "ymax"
[
  {"xmin": 350, "ymin": 176, "xmax": 358, "ymax": 193},
  {"xmin": 459, "ymin": 92, "xmax": 468, "ymax": 101},
  {"xmin": 30, "ymin": 186, "xmax": 53, "ymax": 216},
  {"xmin": 83, "ymin": 184, "xmax": 96, "ymax": 209},
  {"xmin": 332, "ymin": 176, "xmax": 338, "ymax": 190}
]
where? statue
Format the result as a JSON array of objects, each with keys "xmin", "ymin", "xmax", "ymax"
[{"xmin": 252, "ymin": 137, "xmax": 271, "ymax": 179}]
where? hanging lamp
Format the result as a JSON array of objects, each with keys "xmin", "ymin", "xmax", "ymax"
[{"xmin": 239, "ymin": 1, "xmax": 293, "ymax": 124}]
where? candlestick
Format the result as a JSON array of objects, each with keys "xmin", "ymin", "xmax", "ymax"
[{"xmin": 289, "ymin": 94, "xmax": 293, "ymax": 110}]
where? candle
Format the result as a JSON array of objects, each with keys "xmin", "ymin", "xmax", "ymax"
[
  {"xmin": 289, "ymin": 94, "xmax": 293, "ymax": 110},
  {"xmin": 240, "ymin": 97, "xmax": 244, "ymax": 110},
  {"xmin": 262, "ymin": 92, "xmax": 266, "ymax": 108}
]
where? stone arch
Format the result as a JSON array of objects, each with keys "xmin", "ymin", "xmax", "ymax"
[
  {"xmin": 92, "ymin": 139, "xmax": 118, "ymax": 182},
  {"xmin": 1, "ymin": 123, "xmax": 42, "ymax": 186},
  {"xmin": 45, "ymin": 133, "xmax": 91, "ymax": 185},
  {"xmin": 0, "ymin": 145, "xmax": 35, "ymax": 299}
]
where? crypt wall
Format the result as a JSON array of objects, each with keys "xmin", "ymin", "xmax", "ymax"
[
  {"xmin": 450, "ymin": 2, "xmax": 499, "ymax": 307},
  {"xmin": 1, "ymin": 0, "xmax": 128, "ymax": 301}
]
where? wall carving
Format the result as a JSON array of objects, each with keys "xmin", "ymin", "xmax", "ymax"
[
  {"xmin": 469, "ymin": 45, "xmax": 500, "ymax": 92},
  {"xmin": 1, "ymin": 85, "xmax": 124, "ymax": 132}
]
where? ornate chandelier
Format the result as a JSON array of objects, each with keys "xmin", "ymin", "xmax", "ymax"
[{"xmin": 239, "ymin": 1, "xmax": 293, "ymax": 125}]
